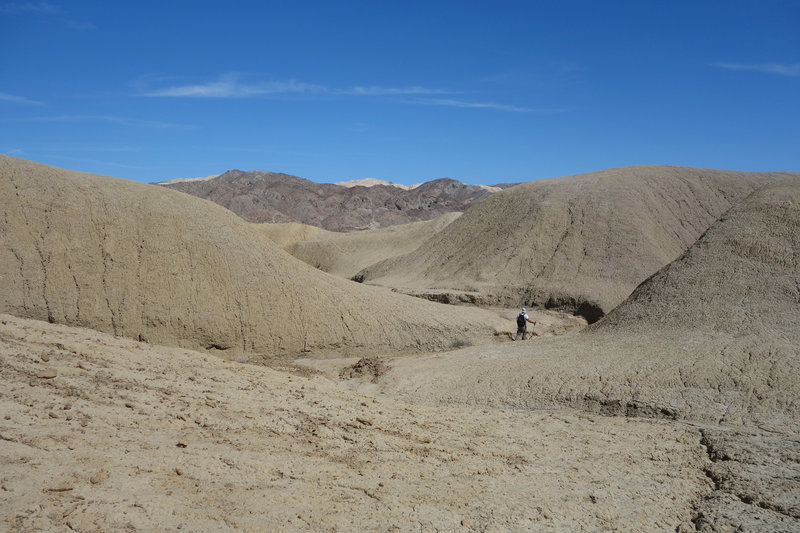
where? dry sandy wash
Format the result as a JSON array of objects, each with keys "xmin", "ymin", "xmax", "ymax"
[{"xmin": 1, "ymin": 315, "xmax": 710, "ymax": 532}]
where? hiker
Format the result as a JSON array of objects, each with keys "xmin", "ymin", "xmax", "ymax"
[{"xmin": 515, "ymin": 307, "xmax": 536, "ymax": 341}]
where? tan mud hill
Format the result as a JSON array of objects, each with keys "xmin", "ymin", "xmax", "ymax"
[
  {"xmin": 256, "ymin": 222, "xmax": 337, "ymax": 254},
  {"xmin": 357, "ymin": 166, "xmax": 794, "ymax": 321},
  {"xmin": 287, "ymin": 213, "xmax": 462, "ymax": 278},
  {"xmin": 256, "ymin": 213, "xmax": 460, "ymax": 279},
  {"xmin": 0, "ymin": 314, "xmax": 711, "ymax": 531},
  {"xmin": 374, "ymin": 177, "xmax": 800, "ymax": 427},
  {"xmin": 0, "ymin": 156, "xmax": 506, "ymax": 358}
]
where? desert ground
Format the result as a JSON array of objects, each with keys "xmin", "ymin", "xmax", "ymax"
[
  {"xmin": 2, "ymin": 156, "xmax": 799, "ymax": 531},
  {"xmin": 2, "ymin": 314, "xmax": 714, "ymax": 532}
]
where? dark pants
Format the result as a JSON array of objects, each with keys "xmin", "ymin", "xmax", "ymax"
[{"xmin": 515, "ymin": 326, "xmax": 526, "ymax": 341}]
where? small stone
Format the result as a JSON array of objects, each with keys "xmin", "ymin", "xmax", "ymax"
[
  {"xmin": 124, "ymin": 402, "xmax": 134, "ymax": 409},
  {"xmin": 89, "ymin": 469, "xmax": 109, "ymax": 485},
  {"xmin": 47, "ymin": 483, "xmax": 73, "ymax": 492},
  {"xmin": 174, "ymin": 467, "xmax": 183, "ymax": 476},
  {"xmin": 205, "ymin": 400, "xmax": 217, "ymax": 409},
  {"xmin": 176, "ymin": 440, "xmax": 188, "ymax": 448},
  {"xmin": 461, "ymin": 519, "xmax": 471, "ymax": 528},
  {"xmin": 37, "ymin": 368, "xmax": 58, "ymax": 379},
  {"xmin": 40, "ymin": 353, "xmax": 50, "ymax": 362},
  {"xmin": 48, "ymin": 412, "xmax": 58, "ymax": 419},
  {"xmin": 77, "ymin": 362, "xmax": 89, "ymax": 370}
]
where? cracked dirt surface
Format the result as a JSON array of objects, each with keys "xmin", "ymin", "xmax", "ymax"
[
  {"xmin": 0, "ymin": 315, "xmax": 711, "ymax": 532},
  {"xmin": 693, "ymin": 428, "xmax": 800, "ymax": 531}
]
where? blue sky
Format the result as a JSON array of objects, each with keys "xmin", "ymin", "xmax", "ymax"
[{"xmin": 1, "ymin": 1, "xmax": 798, "ymax": 185}]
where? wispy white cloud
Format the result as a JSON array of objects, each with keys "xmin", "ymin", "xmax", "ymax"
[
  {"xmin": 143, "ymin": 75, "xmax": 454, "ymax": 99},
  {"xmin": 14, "ymin": 114, "xmax": 188, "ymax": 128},
  {"xmin": 715, "ymin": 62, "xmax": 800, "ymax": 77},
  {"xmin": 0, "ymin": 92, "xmax": 43, "ymax": 105},
  {"xmin": 413, "ymin": 97, "xmax": 559, "ymax": 113},
  {"xmin": 143, "ymin": 75, "xmax": 325, "ymax": 98},
  {"xmin": 345, "ymin": 85, "xmax": 452, "ymax": 96},
  {"xmin": 141, "ymin": 74, "xmax": 537, "ymax": 112},
  {"xmin": 1, "ymin": 2, "xmax": 95, "ymax": 31},
  {"xmin": 0, "ymin": 1, "xmax": 59, "ymax": 14}
]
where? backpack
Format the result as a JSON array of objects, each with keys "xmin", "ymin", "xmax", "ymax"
[{"xmin": 517, "ymin": 313, "xmax": 526, "ymax": 328}]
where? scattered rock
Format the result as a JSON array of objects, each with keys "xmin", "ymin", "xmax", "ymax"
[
  {"xmin": 176, "ymin": 440, "xmax": 188, "ymax": 448},
  {"xmin": 89, "ymin": 469, "xmax": 109, "ymax": 485},
  {"xmin": 37, "ymin": 368, "xmax": 58, "ymax": 379},
  {"xmin": 339, "ymin": 357, "xmax": 388, "ymax": 382}
]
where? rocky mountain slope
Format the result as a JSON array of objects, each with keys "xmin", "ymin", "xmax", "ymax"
[
  {"xmin": 0, "ymin": 156, "xmax": 507, "ymax": 359},
  {"xmin": 160, "ymin": 169, "xmax": 503, "ymax": 231},
  {"xmin": 356, "ymin": 166, "xmax": 794, "ymax": 320}
]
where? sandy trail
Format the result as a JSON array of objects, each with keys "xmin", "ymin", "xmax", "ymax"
[{"xmin": 1, "ymin": 314, "xmax": 709, "ymax": 531}]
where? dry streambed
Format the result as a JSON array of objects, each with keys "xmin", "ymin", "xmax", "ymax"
[{"xmin": 1, "ymin": 314, "xmax": 709, "ymax": 532}]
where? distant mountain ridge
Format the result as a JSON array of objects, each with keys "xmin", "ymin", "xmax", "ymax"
[{"xmin": 160, "ymin": 170, "xmax": 509, "ymax": 231}]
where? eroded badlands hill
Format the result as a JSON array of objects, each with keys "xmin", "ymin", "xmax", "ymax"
[
  {"xmin": 161, "ymin": 169, "xmax": 498, "ymax": 231},
  {"xmin": 265, "ymin": 213, "xmax": 462, "ymax": 279},
  {"xmin": 0, "ymin": 156, "xmax": 506, "ymax": 359},
  {"xmin": 375, "ymin": 177, "xmax": 800, "ymax": 427},
  {"xmin": 357, "ymin": 166, "xmax": 795, "ymax": 320}
]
